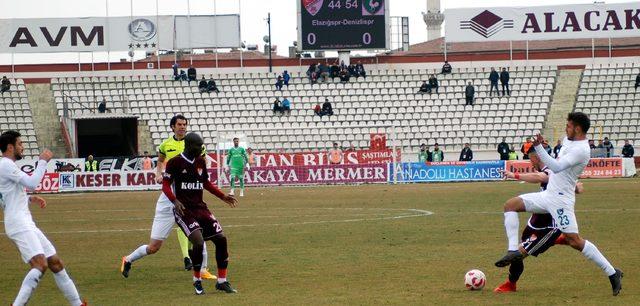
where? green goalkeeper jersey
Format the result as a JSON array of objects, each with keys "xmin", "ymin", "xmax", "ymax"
[{"xmin": 227, "ymin": 146, "xmax": 248, "ymax": 169}]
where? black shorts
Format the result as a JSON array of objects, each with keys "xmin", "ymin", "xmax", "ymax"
[
  {"xmin": 520, "ymin": 226, "xmax": 561, "ymax": 257},
  {"xmin": 174, "ymin": 206, "xmax": 223, "ymax": 240}
]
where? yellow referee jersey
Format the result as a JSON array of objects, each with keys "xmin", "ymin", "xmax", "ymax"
[{"xmin": 157, "ymin": 135, "xmax": 207, "ymax": 161}]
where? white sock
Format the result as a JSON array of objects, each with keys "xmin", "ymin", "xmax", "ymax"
[
  {"xmin": 201, "ymin": 244, "xmax": 208, "ymax": 271},
  {"xmin": 14, "ymin": 268, "xmax": 43, "ymax": 306},
  {"xmin": 582, "ymin": 240, "xmax": 616, "ymax": 276},
  {"xmin": 504, "ymin": 212, "xmax": 520, "ymax": 251},
  {"xmin": 126, "ymin": 245, "xmax": 148, "ymax": 263},
  {"xmin": 217, "ymin": 277, "xmax": 227, "ymax": 284},
  {"xmin": 54, "ymin": 269, "xmax": 82, "ymax": 306}
]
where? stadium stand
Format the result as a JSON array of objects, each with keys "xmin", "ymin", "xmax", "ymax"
[
  {"xmin": 0, "ymin": 78, "xmax": 40, "ymax": 156},
  {"xmin": 576, "ymin": 63, "xmax": 640, "ymax": 148},
  {"xmin": 51, "ymin": 65, "xmax": 556, "ymax": 157}
]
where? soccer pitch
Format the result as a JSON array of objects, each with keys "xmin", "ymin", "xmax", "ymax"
[{"xmin": 1, "ymin": 179, "xmax": 638, "ymax": 305}]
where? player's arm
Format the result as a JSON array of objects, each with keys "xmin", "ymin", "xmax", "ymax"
[
  {"xmin": 203, "ymin": 180, "xmax": 237, "ymax": 208},
  {"xmin": 533, "ymin": 134, "xmax": 583, "ymax": 173},
  {"xmin": 501, "ymin": 170, "xmax": 548, "ymax": 183},
  {"xmin": 161, "ymin": 161, "xmax": 185, "ymax": 215},
  {"xmin": 242, "ymin": 149, "xmax": 249, "ymax": 169},
  {"xmin": 29, "ymin": 195, "xmax": 47, "ymax": 209},
  {"xmin": 155, "ymin": 153, "xmax": 166, "ymax": 184},
  {"xmin": 7, "ymin": 150, "xmax": 52, "ymax": 190},
  {"xmin": 575, "ymin": 181, "xmax": 584, "ymax": 194}
]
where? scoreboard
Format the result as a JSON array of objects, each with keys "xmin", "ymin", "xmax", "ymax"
[{"xmin": 297, "ymin": 0, "xmax": 389, "ymax": 51}]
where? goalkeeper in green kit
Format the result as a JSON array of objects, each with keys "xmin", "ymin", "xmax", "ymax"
[{"xmin": 226, "ymin": 137, "xmax": 249, "ymax": 197}]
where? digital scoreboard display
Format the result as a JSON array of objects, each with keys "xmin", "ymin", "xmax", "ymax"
[{"xmin": 297, "ymin": 0, "xmax": 389, "ymax": 51}]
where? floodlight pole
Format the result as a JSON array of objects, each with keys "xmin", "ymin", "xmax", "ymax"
[{"xmin": 267, "ymin": 12, "xmax": 272, "ymax": 73}]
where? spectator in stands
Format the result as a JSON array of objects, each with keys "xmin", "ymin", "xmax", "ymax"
[
  {"xmin": 318, "ymin": 63, "xmax": 329, "ymax": 82},
  {"xmin": 321, "ymin": 98, "xmax": 334, "ymax": 116},
  {"xmin": 283, "ymin": 70, "xmax": 290, "ymax": 86},
  {"xmin": 85, "ymin": 155, "xmax": 98, "ymax": 172},
  {"xmin": 348, "ymin": 64, "xmax": 358, "ymax": 78},
  {"xmin": 247, "ymin": 147, "xmax": 255, "ymax": 166},
  {"xmin": 553, "ymin": 139, "xmax": 562, "ymax": 158},
  {"xmin": 141, "ymin": 151, "xmax": 153, "ymax": 171},
  {"xmin": 622, "ymin": 140, "xmax": 634, "ymax": 157},
  {"xmin": 310, "ymin": 70, "xmax": 319, "ymax": 84},
  {"xmin": 172, "ymin": 63, "xmax": 179, "ymax": 79},
  {"xmin": 441, "ymin": 61, "xmax": 452, "ymax": 74},
  {"xmin": 98, "ymin": 98, "xmax": 107, "ymax": 113},
  {"xmin": 602, "ymin": 137, "xmax": 614, "ymax": 157},
  {"xmin": 588, "ymin": 139, "xmax": 596, "ymax": 149},
  {"xmin": 418, "ymin": 143, "xmax": 431, "ymax": 163},
  {"xmin": 273, "ymin": 98, "xmax": 282, "ymax": 115},
  {"xmin": 208, "ymin": 78, "xmax": 220, "ymax": 93},
  {"xmin": 459, "ymin": 143, "xmax": 473, "ymax": 161},
  {"xmin": 339, "ymin": 69, "xmax": 350, "ymax": 83},
  {"xmin": 313, "ymin": 103, "xmax": 322, "ymax": 116},
  {"xmin": 465, "ymin": 82, "xmax": 475, "ymax": 105},
  {"xmin": 521, "ymin": 138, "xmax": 533, "ymax": 160},
  {"xmin": 187, "ymin": 66, "xmax": 197, "ymax": 82},
  {"xmin": 178, "ymin": 70, "xmax": 187, "ymax": 81},
  {"xmin": 432, "ymin": 143, "xmax": 444, "ymax": 162},
  {"xmin": 198, "ymin": 77, "xmax": 209, "ymax": 93},
  {"xmin": 428, "ymin": 74, "xmax": 439, "ymax": 94},
  {"xmin": 489, "ymin": 68, "xmax": 500, "ymax": 96},
  {"xmin": 306, "ymin": 63, "xmax": 317, "ymax": 81},
  {"xmin": 418, "ymin": 81, "xmax": 431, "ymax": 94},
  {"xmin": 281, "ymin": 97, "xmax": 291, "ymax": 115},
  {"xmin": 340, "ymin": 60, "xmax": 347, "ymax": 71},
  {"xmin": 497, "ymin": 137, "xmax": 510, "ymax": 160},
  {"xmin": 635, "ymin": 72, "xmax": 640, "ymax": 89},
  {"xmin": 356, "ymin": 61, "xmax": 366, "ymax": 78},
  {"xmin": 275, "ymin": 75, "xmax": 284, "ymax": 91},
  {"xmin": 0, "ymin": 76, "xmax": 11, "ymax": 94},
  {"xmin": 596, "ymin": 139, "xmax": 604, "ymax": 149},
  {"xmin": 328, "ymin": 142, "xmax": 343, "ymax": 164},
  {"xmin": 330, "ymin": 61, "xmax": 340, "ymax": 79},
  {"xmin": 500, "ymin": 67, "xmax": 511, "ymax": 96},
  {"xmin": 508, "ymin": 145, "xmax": 518, "ymax": 160}
]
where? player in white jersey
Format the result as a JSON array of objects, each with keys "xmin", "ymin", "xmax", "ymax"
[
  {"xmin": 0, "ymin": 131, "xmax": 86, "ymax": 306},
  {"xmin": 494, "ymin": 112, "xmax": 623, "ymax": 296}
]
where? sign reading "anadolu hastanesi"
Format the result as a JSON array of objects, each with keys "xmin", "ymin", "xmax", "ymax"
[{"xmin": 445, "ymin": 2, "xmax": 640, "ymax": 42}]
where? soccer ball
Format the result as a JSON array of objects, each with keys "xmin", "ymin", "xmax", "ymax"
[{"xmin": 464, "ymin": 269, "xmax": 486, "ymax": 290}]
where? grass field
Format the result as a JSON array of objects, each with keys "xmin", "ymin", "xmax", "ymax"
[{"xmin": 1, "ymin": 178, "xmax": 639, "ymax": 305}]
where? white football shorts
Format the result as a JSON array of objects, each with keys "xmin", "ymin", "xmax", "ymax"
[
  {"xmin": 9, "ymin": 228, "xmax": 57, "ymax": 263},
  {"xmin": 519, "ymin": 191, "xmax": 579, "ymax": 234},
  {"xmin": 150, "ymin": 193, "xmax": 176, "ymax": 240}
]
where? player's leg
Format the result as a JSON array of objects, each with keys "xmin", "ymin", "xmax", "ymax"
[
  {"xmin": 121, "ymin": 195, "xmax": 173, "ymax": 277},
  {"xmin": 211, "ymin": 233, "xmax": 236, "ymax": 293},
  {"xmin": 176, "ymin": 229, "xmax": 193, "ymax": 270},
  {"xmin": 48, "ymin": 255, "xmax": 83, "ymax": 306},
  {"xmin": 187, "ymin": 229, "xmax": 206, "ymax": 295},
  {"xmin": 200, "ymin": 245, "xmax": 217, "ymax": 280},
  {"xmin": 10, "ymin": 230, "xmax": 49, "ymax": 306},
  {"xmin": 238, "ymin": 171, "xmax": 245, "ymax": 197},
  {"xmin": 496, "ymin": 193, "xmax": 546, "ymax": 267},
  {"xmin": 229, "ymin": 171, "xmax": 237, "ymax": 195},
  {"xmin": 549, "ymin": 201, "xmax": 623, "ymax": 295}
]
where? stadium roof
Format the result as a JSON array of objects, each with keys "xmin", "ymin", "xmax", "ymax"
[{"xmin": 394, "ymin": 37, "xmax": 640, "ymax": 55}]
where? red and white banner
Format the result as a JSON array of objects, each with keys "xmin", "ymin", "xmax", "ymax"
[
  {"xmin": 505, "ymin": 157, "xmax": 624, "ymax": 178},
  {"xmin": 58, "ymin": 171, "xmax": 161, "ymax": 192},
  {"xmin": 212, "ymin": 163, "xmax": 389, "ymax": 187},
  {"xmin": 34, "ymin": 173, "xmax": 60, "ymax": 193},
  {"xmin": 208, "ymin": 149, "xmax": 400, "ymax": 168}
]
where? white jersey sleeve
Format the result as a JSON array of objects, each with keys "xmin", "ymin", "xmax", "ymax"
[
  {"xmin": 534, "ymin": 144, "xmax": 585, "ymax": 173},
  {"xmin": 4, "ymin": 159, "xmax": 47, "ymax": 191}
]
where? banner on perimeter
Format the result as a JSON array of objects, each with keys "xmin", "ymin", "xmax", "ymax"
[
  {"xmin": 505, "ymin": 158, "xmax": 624, "ymax": 178},
  {"xmin": 445, "ymin": 2, "xmax": 640, "ymax": 42},
  {"xmin": 391, "ymin": 161, "xmax": 505, "ymax": 183},
  {"xmin": 0, "ymin": 15, "xmax": 240, "ymax": 53},
  {"xmin": 208, "ymin": 149, "xmax": 400, "ymax": 168}
]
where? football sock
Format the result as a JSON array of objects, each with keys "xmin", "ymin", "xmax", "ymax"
[
  {"xmin": 582, "ymin": 240, "xmax": 616, "ymax": 276},
  {"xmin": 504, "ymin": 212, "xmax": 520, "ymax": 251},
  {"xmin": 189, "ymin": 243, "xmax": 204, "ymax": 280},
  {"xmin": 53, "ymin": 269, "xmax": 82, "ymax": 306},
  {"xmin": 217, "ymin": 269, "xmax": 227, "ymax": 283},
  {"xmin": 126, "ymin": 245, "xmax": 148, "ymax": 263},
  {"xmin": 230, "ymin": 175, "xmax": 236, "ymax": 189},
  {"xmin": 14, "ymin": 268, "xmax": 43, "ymax": 306},
  {"xmin": 201, "ymin": 244, "xmax": 208, "ymax": 271},
  {"xmin": 213, "ymin": 235, "xmax": 229, "ymax": 283},
  {"xmin": 508, "ymin": 260, "xmax": 524, "ymax": 283},
  {"xmin": 177, "ymin": 229, "xmax": 190, "ymax": 259},
  {"xmin": 239, "ymin": 176, "xmax": 244, "ymax": 190}
]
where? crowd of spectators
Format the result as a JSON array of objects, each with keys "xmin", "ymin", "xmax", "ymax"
[
  {"xmin": 1, "ymin": 76, "xmax": 11, "ymax": 94},
  {"xmin": 314, "ymin": 98, "xmax": 334, "ymax": 117},
  {"xmin": 272, "ymin": 97, "xmax": 292, "ymax": 115},
  {"xmin": 198, "ymin": 76, "xmax": 220, "ymax": 93}
]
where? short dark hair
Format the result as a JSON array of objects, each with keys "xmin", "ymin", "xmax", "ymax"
[
  {"xmin": 143, "ymin": 151, "xmax": 149, "ymax": 154},
  {"xmin": 233, "ymin": 137, "xmax": 239, "ymax": 141},
  {"xmin": 567, "ymin": 112, "xmax": 590, "ymax": 133},
  {"xmin": 170, "ymin": 114, "xmax": 188, "ymax": 128},
  {"xmin": 0, "ymin": 130, "xmax": 21, "ymax": 153}
]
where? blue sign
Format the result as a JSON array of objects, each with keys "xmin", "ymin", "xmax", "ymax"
[{"xmin": 390, "ymin": 161, "xmax": 505, "ymax": 183}]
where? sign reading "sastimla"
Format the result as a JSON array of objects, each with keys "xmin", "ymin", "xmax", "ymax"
[{"xmin": 445, "ymin": 2, "xmax": 640, "ymax": 42}]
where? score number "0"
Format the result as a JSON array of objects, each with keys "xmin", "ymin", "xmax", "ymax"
[{"xmin": 306, "ymin": 32, "xmax": 373, "ymax": 46}]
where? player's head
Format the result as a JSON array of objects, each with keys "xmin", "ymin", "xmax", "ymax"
[
  {"xmin": 169, "ymin": 114, "xmax": 188, "ymax": 139},
  {"xmin": 527, "ymin": 146, "xmax": 542, "ymax": 171},
  {"xmin": 233, "ymin": 137, "xmax": 239, "ymax": 147},
  {"xmin": 183, "ymin": 132, "xmax": 203, "ymax": 159},
  {"xmin": 0, "ymin": 130, "xmax": 23, "ymax": 160},
  {"xmin": 566, "ymin": 112, "xmax": 590, "ymax": 140}
]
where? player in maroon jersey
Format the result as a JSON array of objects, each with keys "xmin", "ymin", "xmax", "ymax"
[
  {"xmin": 162, "ymin": 132, "xmax": 238, "ymax": 295},
  {"xmin": 494, "ymin": 147, "xmax": 584, "ymax": 293}
]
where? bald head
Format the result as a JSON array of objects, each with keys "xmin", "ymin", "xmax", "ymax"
[{"xmin": 184, "ymin": 132, "xmax": 203, "ymax": 159}]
